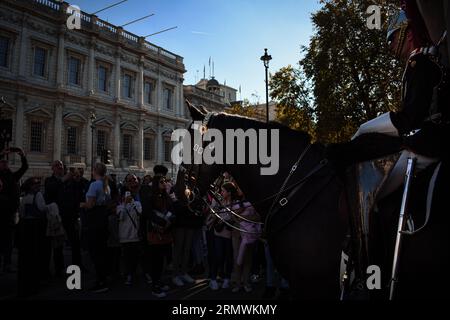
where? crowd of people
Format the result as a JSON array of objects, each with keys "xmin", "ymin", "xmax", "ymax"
[{"xmin": 0, "ymin": 148, "xmax": 289, "ymax": 299}]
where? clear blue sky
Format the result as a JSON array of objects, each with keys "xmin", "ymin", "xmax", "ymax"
[{"xmin": 73, "ymin": 0, "xmax": 322, "ymax": 103}]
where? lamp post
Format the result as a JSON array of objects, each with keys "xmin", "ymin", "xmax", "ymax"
[
  {"xmin": 260, "ymin": 48, "xmax": 272, "ymax": 124},
  {"xmin": 90, "ymin": 111, "xmax": 96, "ymax": 174},
  {"xmin": 0, "ymin": 97, "xmax": 13, "ymax": 158}
]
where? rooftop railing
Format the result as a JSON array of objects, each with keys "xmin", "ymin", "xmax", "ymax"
[{"xmin": 21, "ymin": 0, "xmax": 183, "ymax": 65}]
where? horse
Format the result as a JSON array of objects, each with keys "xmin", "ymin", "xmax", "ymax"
[
  {"xmin": 175, "ymin": 103, "xmax": 449, "ymax": 300},
  {"xmin": 174, "ymin": 104, "xmax": 347, "ymax": 299}
]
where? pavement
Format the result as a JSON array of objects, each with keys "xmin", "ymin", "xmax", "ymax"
[{"xmin": 0, "ymin": 247, "xmax": 273, "ymax": 301}]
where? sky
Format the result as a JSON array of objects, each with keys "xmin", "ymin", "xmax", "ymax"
[{"xmin": 72, "ymin": 0, "xmax": 322, "ymax": 103}]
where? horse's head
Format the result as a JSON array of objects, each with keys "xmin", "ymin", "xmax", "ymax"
[
  {"xmin": 174, "ymin": 101, "xmax": 225, "ymax": 214},
  {"xmin": 175, "ymin": 100, "xmax": 314, "ymax": 222}
]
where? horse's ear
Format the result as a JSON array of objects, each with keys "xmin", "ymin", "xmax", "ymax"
[{"xmin": 186, "ymin": 99, "xmax": 206, "ymax": 121}]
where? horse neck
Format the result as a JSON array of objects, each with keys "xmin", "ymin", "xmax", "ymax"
[{"xmin": 212, "ymin": 115, "xmax": 312, "ymax": 217}]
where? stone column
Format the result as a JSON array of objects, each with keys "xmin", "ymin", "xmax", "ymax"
[
  {"xmin": 53, "ymin": 103, "xmax": 63, "ymax": 161},
  {"xmin": 137, "ymin": 118, "xmax": 144, "ymax": 169},
  {"xmin": 14, "ymin": 96, "xmax": 25, "ymax": 149},
  {"xmin": 86, "ymin": 119, "xmax": 92, "ymax": 169},
  {"xmin": 14, "ymin": 96, "xmax": 25, "ymax": 165},
  {"xmin": 138, "ymin": 56, "xmax": 145, "ymax": 108},
  {"xmin": 157, "ymin": 79, "xmax": 163, "ymax": 111},
  {"xmin": 87, "ymin": 37, "xmax": 96, "ymax": 95},
  {"xmin": 178, "ymin": 80, "xmax": 184, "ymax": 117},
  {"xmin": 114, "ymin": 48, "xmax": 121, "ymax": 102},
  {"xmin": 157, "ymin": 127, "xmax": 164, "ymax": 163},
  {"xmin": 56, "ymin": 28, "xmax": 66, "ymax": 88},
  {"xmin": 114, "ymin": 113, "xmax": 121, "ymax": 167},
  {"xmin": 18, "ymin": 15, "xmax": 28, "ymax": 78}
]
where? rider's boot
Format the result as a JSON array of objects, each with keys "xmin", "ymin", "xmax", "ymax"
[{"xmin": 343, "ymin": 154, "xmax": 401, "ymax": 299}]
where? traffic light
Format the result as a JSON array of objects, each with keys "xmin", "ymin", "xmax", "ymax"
[{"xmin": 101, "ymin": 149, "xmax": 112, "ymax": 165}]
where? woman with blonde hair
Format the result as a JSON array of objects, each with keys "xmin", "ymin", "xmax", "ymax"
[{"xmin": 80, "ymin": 162, "xmax": 111, "ymax": 293}]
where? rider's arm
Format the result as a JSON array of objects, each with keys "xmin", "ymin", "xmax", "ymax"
[{"xmin": 390, "ymin": 55, "xmax": 441, "ymax": 135}]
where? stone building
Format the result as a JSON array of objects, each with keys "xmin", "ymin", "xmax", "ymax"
[
  {"xmin": 0, "ymin": 0, "xmax": 189, "ymax": 181},
  {"xmin": 184, "ymin": 77, "xmax": 237, "ymax": 113}
]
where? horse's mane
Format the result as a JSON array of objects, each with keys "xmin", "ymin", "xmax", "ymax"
[{"xmin": 211, "ymin": 112, "xmax": 311, "ymax": 144}]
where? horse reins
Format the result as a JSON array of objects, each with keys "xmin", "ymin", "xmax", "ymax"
[{"xmin": 181, "ymin": 111, "xmax": 329, "ymax": 237}]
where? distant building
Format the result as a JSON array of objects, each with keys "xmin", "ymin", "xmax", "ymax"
[
  {"xmin": 225, "ymin": 101, "xmax": 278, "ymax": 122},
  {"xmin": 184, "ymin": 77, "xmax": 237, "ymax": 113},
  {"xmin": 252, "ymin": 101, "xmax": 278, "ymax": 122},
  {"xmin": 0, "ymin": 0, "xmax": 188, "ymax": 181}
]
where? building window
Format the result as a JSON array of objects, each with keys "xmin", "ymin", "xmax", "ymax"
[
  {"xmin": 97, "ymin": 130, "xmax": 107, "ymax": 156},
  {"xmin": 33, "ymin": 47, "xmax": 47, "ymax": 77},
  {"xmin": 164, "ymin": 140, "xmax": 172, "ymax": 162},
  {"xmin": 144, "ymin": 82, "xmax": 154, "ymax": 104},
  {"xmin": 123, "ymin": 74, "xmax": 133, "ymax": 98},
  {"xmin": 0, "ymin": 36, "xmax": 9, "ymax": 68},
  {"xmin": 122, "ymin": 134, "xmax": 133, "ymax": 159},
  {"xmin": 144, "ymin": 137, "xmax": 155, "ymax": 161},
  {"xmin": 98, "ymin": 66, "xmax": 107, "ymax": 92},
  {"xmin": 68, "ymin": 57, "xmax": 81, "ymax": 85},
  {"xmin": 163, "ymin": 87, "xmax": 173, "ymax": 110},
  {"xmin": 30, "ymin": 121, "xmax": 44, "ymax": 152},
  {"xmin": 66, "ymin": 127, "xmax": 77, "ymax": 154}
]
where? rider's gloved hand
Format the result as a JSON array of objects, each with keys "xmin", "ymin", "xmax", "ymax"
[
  {"xmin": 402, "ymin": 121, "xmax": 448, "ymax": 158},
  {"xmin": 326, "ymin": 133, "xmax": 403, "ymax": 170}
]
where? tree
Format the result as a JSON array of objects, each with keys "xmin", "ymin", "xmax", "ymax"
[
  {"xmin": 227, "ymin": 99, "xmax": 259, "ymax": 119},
  {"xmin": 300, "ymin": 0, "xmax": 404, "ymax": 143},
  {"xmin": 269, "ymin": 65, "xmax": 316, "ymax": 140}
]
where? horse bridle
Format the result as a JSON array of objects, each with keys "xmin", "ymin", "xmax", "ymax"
[{"xmin": 180, "ymin": 111, "xmax": 328, "ymax": 236}]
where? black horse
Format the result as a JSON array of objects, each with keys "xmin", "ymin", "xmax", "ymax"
[
  {"xmin": 176, "ymin": 104, "xmax": 348, "ymax": 299},
  {"xmin": 175, "ymin": 103, "xmax": 449, "ymax": 300}
]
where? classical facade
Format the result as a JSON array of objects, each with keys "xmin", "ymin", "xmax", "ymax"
[
  {"xmin": 0, "ymin": 0, "xmax": 189, "ymax": 181},
  {"xmin": 184, "ymin": 77, "xmax": 237, "ymax": 113}
]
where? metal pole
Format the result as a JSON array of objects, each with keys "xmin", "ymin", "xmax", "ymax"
[
  {"xmin": 389, "ymin": 157, "xmax": 417, "ymax": 300},
  {"xmin": 265, "ymin": 64, "xmax": 269, "ymax": 124},
  {"xmin": 92, "ymin": 0, "xmax": 128, "ymax": 15},
  {"xmin": 121, "ymin": 13, "xmax": 155, "ymax": 27},
  {"xmin": 91, "ymin": 124, "xmax": 95, "ymax": 174},
  {"xmin": 90, "ymin": 112, "xmax": 96, "ymax": 176},
  {"xmin": 144, "ymin": 26, "xmax": 178, "ymax": 38}
]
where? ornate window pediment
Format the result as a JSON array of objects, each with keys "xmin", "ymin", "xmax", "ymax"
[
  {"xmin": 26, "ymin": 107, "xmax": 52, "ymax": 119},
  {"xmin": 63, "ymin": 112, "xmax": 87, "ymax": 123},
  {"xmin": 95, "ymin": 118, "xmax": 114, "ymax": 128},
  {"xmin": 120, "ymin": 122, "xmax": 139, "ymax": 131},
  {"xmin": 144, "ymin": 127, "xmax": 156, "ymax": 135}
]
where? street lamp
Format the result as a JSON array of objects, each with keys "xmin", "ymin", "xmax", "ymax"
[
  {"xmin": 90, "ymin": 111, "xmax": 96, "ymax": 174},
  {"xmin": 0, "ymin": 97, "xmax": 13, "ymax": 157},
  {"xmin": 260, "ymin": 48, "xmax": 272, "ymax": 124}
]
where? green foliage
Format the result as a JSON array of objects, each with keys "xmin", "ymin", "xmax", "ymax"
[
  {"xmin": 269, "ymin": 65, "xmax": 316, "ymax": 140},
  {"xmin": 228, "ymin": 99, "xmax": 259, "ymax": 118},
  {"xmin": 270, "ymin": 0, "xmax": 404, "ymax": 143}
]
